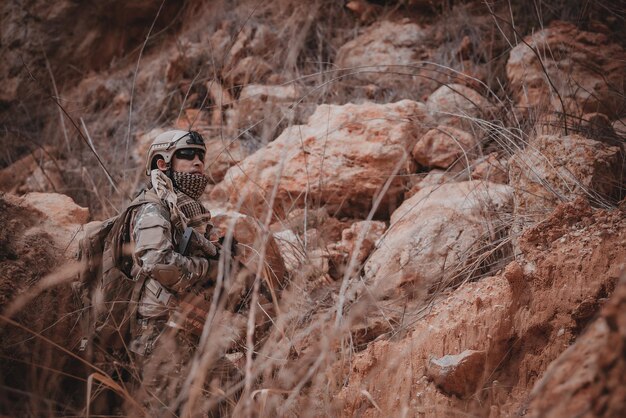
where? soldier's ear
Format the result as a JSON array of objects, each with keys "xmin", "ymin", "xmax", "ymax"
[{"xmin": 156, "ymin": 158, "xmax": 169, "ymax": 172}]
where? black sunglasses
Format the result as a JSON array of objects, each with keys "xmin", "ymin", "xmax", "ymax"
[{"xmin": 175, "ymin": 148, "xmax": 206, "ymax": 162}]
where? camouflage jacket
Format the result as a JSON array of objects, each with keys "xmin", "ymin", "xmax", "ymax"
[{"xmin": 129, "ymin": 191, "xmax": 210, "ymax": 319}]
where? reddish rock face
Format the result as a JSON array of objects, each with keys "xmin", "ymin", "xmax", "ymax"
[
  {"xmin": 509, "ymin": 134, "xmax": 625, "ymax": 238},
  {"xmin": 337, "ymin": 199, "xmax": 626, "ymax": 417},
  {"xmin": 506, "ymin": 21, "xmax": 626, "ymax": 117},
  {"xmin": 338, "ymin": 273, "xmax": 515, "ymax": 416},
  {"xmin": 3, "ymin": 1, "xmax": 626, "ymax": 415},
  {"xmin": 211, "ymin": 100, "xmax": 432, "ymax": 220},
  {"xmin": 523, "ymin": 272, "xmax": 626, "ymax": 418}
]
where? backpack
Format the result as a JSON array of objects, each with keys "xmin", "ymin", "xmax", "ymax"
[{"xmin": 74, "ymin": 190, "xmax": 162, "ymax": 359}]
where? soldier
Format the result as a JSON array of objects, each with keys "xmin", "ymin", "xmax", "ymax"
[{"xmin": 127, "ymin": 129, "xmax": 218, "ymax": 414}]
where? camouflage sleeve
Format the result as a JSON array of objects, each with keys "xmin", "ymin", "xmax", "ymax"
[{"xmin": 131, "ymin": 202, "xmax": 210, "ymax": 293}]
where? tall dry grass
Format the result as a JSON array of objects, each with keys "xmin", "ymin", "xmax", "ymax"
[{"xmin": 1, "ymin": 0, "xmax": 625, "ymax": 416}]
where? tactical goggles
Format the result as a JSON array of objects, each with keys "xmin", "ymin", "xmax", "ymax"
[
  {"xmin": 165, "ymin": 130, "xmax": 205, "ymax": 150},
  {"xmin": 175, "ymin": 148, "xmax": 205, "ymax": 162}
]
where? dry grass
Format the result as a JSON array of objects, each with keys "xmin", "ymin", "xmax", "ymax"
[{"xmin": 1, "ymin": 0, "xmax": 625, "ymax": 416}]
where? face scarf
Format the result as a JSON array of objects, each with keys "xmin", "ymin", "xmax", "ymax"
[{"xmin": 171, "ymin": 171, "xmax": 211, "ymax": 231}]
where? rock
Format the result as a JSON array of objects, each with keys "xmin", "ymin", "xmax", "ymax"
[
  {"xmin": 19, "ymin": 161, "xmax": 64, "ymax": 194},
  {"xmin": 338, "ymin": 220, "xmax": 386, "ymax": 265},
  {"xmin": 226, "ymin": 56, "xmax": 273, "ymax": 87},
  {"xmin": 471, "ymin": 152, "xmax": 509, "ymax": 184},
  {"xmin": 427, "ymin": 350, "xmax": 487, "ymax": 398},
  {"xmin": 165, "ymin": 40, "xmax": 209, "ymax": 82},
  {"xmin": 345, "ymin": 0, "xmax": 383, "ymax": 23},
  {"xmin": 523, "ymin": 273, "xmax": 626, "ymax": 418},
  {"xmin": 202, "ymin": 138, "xmax": 248, "ymax": 184},
  {"xmin": 613, "ymin": 118, "xmax": 626, "ymax": 137},
  {"xmin": 411, "ymin": 125, "xmax": 478, "ymax": 169},
  {"xmin": 207, "ymin": 80, "xmax": 235, "ymax": 107},
  {"xmin": 335, "ymin": 20, "xmax": 432, "ymax": 97},
  {"xmin": 509, "ymin": 134, "xmax": 624, "ymax": 232},
  {"xmin": 210, "ymin": 210, "xmax": 287, "ymax": 293},
  {"xmin": 211, "ymin": 22, "xmax": 277, "ymax": 75},
  {"xmin": 211, "ymin": 100, "xmax": 432, "ymax": 219},
  {"xmin": 0, "ymin": 75, "xmax": 19, "ymax": 104},
  {"xmin": 364, "ymin": 181, "xmax": 513, "ymax": 299},
  {"xmin": 405, "ymin": 169, "xmax": 462, "ymax": 199},
  {"xmin": 0, "ymin": 147, "xmax": 62, "ymax": 193},
  {"xmin": 577, "ymin": 112, "xmax": 622, "ymax": 146},
  {"xmin": 322, "ymin": 220, "xmax": 387, "ymax": 281},
  {"xmin": 234, "ymin": 83, "xmax": 303, "ymax": 144},
  {"xmin": 273, "ymin": 221, "xmax": 374, "ymax": 283},
  {"xmin": 239, "ymin": 84, "xmax": 300, "ymax": 103},
  {"xmin": 0, "ymin": 193, "xmax": 80, "ymax": 401},
  {"xmin": 22, "ymin": 192, "xmax": 89, "ymax": 227},
  {"xmin": 339, "ymin": 199, "xmax": 626, "ymax": 417},
  {"xmin": 174, "ymin": 108, "xmax": 211, "ymax": 132},
  {"xmin": 338, "ymin": 274, "xmax": 515, "ymax": 416},
  {"xmin": 426, "ymin": 83, "xmax": 492, "ymax": 130},
  {"xmin": 273, "ymin": 229, "xmax": 305, "ymax": 274},
  {"xmin": 276, "ymin": 207, "xmax": 349, "ymax": 244},
  {"xmin": 506, "ymin": 21, "xmax": 626, "ymax": 117},
  {"xmin": 5, "ymin": 192, "xmax": 89, "ymax": 255},
  {"xmin": 203, "ymin": 80, "xmax": 236, "ymax": 133}
]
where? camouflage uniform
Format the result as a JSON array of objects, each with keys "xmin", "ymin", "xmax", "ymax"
[
  {"xmin": 128, "ymin": 194, "xmax": 211, "ymax": 357},
  {"xmin": 125, "ymin": 188, "xmax": 212, "ymax": 416}
]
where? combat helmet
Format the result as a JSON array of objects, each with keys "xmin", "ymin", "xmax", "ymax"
[{"xmin": 145, "ymin": 130, "xmax": 206, "ymax": 176}]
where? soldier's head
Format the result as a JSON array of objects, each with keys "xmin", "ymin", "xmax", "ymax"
[{"xmin": 145, "ymin": 130, "xmax": 206, "ymax": 176}]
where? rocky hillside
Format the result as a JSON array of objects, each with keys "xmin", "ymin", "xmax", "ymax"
[{"xmin": 1, "ymin": 0, "xmax": 625, "ymax": 416}]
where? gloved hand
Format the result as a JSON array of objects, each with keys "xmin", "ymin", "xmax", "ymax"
[{"xmin": 217, "ymin": 235, "xmax": 238, "ymax": 258}]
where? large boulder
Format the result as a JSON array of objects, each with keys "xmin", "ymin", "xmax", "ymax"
[
  {"xmin": 509, "ymin": 134, "xmax": 624, "ymax": 232},
  {"xmin": 211, "ymin": 100, "xmax": 432, "ymax": 219},
  {"xmin": 425, "ymin": 83, "xmax": 492, "ymax": 130},
  {"xmin": 336, "ymin": 20, "xmax": 430, "ymax": 95},
  {"xmin": 506, "ymin": 21, "xmax": 626, "ymax": 117},
  {"xmin": 364, "ymin": 181, "xmax": 513, "ymax": 299}
]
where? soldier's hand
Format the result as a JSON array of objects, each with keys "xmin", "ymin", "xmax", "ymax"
[{"xmin": 217, "ymin": 236, "xmax": 238, "ymax": 257}]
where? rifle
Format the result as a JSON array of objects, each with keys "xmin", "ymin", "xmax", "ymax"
[{"xmin": 179, "ymin": 226, "xmax": 218, "ymax": 259}]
